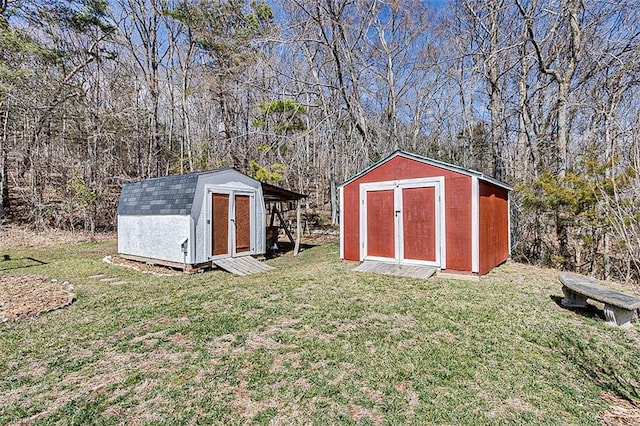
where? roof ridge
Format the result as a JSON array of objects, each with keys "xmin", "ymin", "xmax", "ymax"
[
  {"xmin": 122, "ymin": 167, "xmax": 235, "ymax": 187},
  {"xmin": 339, "ymin": 150, "xmax": 512, "ymax": 190}
]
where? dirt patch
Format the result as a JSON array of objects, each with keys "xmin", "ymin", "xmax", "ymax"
[
  {"xmin": 395, "ymin": 382, "xmax": 419, "ymax": 417},
  {"xmin": 600, "ymin": 392, "xmax": 640, "ymax": 425},
  {"xmin": 348, "ymin": 402, "xmax": 383, "ymax": 425},
  {"xmin": 232, "ymin": 367, "xmax": 280, "ymax": 419},
  {"xmin": 270, "ymin": 352, "xmax": 301, "ymax": 374},
  {"xmin": 484, "ymin": 394, "xmax": 545, "ymax": 420},
  {"xmin": 0, "ymin": 274, "xmax": 75, "ymax": 322}
]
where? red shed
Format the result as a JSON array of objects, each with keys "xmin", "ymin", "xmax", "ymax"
[{"xmin": 339, "ymin": 151, "xmax": 512, "ymax": 276}]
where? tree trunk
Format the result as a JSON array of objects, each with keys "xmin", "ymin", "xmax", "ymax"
[
  {"xmin": 330, "ymin": 175, "xmax": 337, "ymax": 225},
  {"xmin": 487, "ymin": 0, "xmax": 504, "ymax": 180},
  {"xmin": 556, "ymin": 80, "xmax": 569, "ymax": 176},
  {"xmin": 0, "ymin": 105, "xmax": 8, "ymax": 220}
]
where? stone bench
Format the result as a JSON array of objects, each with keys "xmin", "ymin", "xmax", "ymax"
[{"xmin": 559, "ymin": 273, "xmax": 640, "ymax": 328}]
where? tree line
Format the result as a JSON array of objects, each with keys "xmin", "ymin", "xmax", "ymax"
[{"xmin": 1, "ymin": 0, "xmax": 639, "ymax": 283}]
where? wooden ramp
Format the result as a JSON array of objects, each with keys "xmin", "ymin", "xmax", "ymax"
[
  {"xmin": 214, "ymin": 256, "xmax": 274, "ymax": 276},
  {"xmin": 353, "ymin": 261, "xmax": 436, "ymax": 279}
]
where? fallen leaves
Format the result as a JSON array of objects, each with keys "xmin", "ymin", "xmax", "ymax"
[{"xmin": 0, "ymin": 274, "xmax": 75, "ymax": 322}]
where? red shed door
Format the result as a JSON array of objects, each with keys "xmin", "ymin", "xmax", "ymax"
[
  {"xmin": 211, "ymin": 191, "xmax": 254, "ymax": 258},
  {"xmin": 361, "ymin": 179, "xmax": 442, "ymax": 267},
  {"xmin": 212, "ymin": 193, "xmax": 230, "ymax": 256},
  {"xmin": 366, "ymin": 189, "xmax": 396, "ymax": 259},
  {"xmin": 402, "ymin": 186, "xmax": 437, "ymax": 262},
  {"xmin": 234, "ymin": 194, "xmax": 251, "ymax": 254}
]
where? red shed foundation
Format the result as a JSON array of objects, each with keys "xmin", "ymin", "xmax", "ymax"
[{"xmin": 339, "ymin": 151, "xmax": 511, "ymax": 276}]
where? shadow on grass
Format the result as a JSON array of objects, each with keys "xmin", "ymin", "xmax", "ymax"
[
  {"xmin": 550, "ymin": 324, "xmax": 640, "ymax": 402},
  {"xmin": 549, "ymin": 295, "xmax": 605, "ymax": 322},
  {"xmin": 0, "ymin": 255, "xmax": 48, "ymax": 271},
  {"xmin": 266, "ymin": 241, "xmax": 317, "ymax": 258},
  {"xmin": 548, "ymin": 295, "xmax": 640, "ymax": 402}
]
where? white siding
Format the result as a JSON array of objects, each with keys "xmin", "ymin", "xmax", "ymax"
[{"xmin": 118, "ymin": 215, "xmax": 191, "ymax": 264}]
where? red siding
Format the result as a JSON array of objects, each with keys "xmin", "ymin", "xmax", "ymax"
[
  {"xmin": 342, "ymin": 156, "xmax": 472, "ymax": 272},
  {"xmin": 478, "ymin": 182, "xmax": 510, "ymax": 275}
]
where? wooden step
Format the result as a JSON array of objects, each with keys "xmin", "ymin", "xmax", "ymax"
[
  {"xmin": 214, "ymin": 256, "xmax": 275, "ymax": 276},
  {"xmin": 354, "ymin": 260, "xmax": 436, "ymax": 279}
]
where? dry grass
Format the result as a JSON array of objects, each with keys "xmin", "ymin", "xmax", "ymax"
[
  {"xmin": 1, "ymin": 229, "xmax": 640, "ymax": 424},
  {"xmin": 0, "ymin": 224, "xmax": 114, "ymax": 249}
]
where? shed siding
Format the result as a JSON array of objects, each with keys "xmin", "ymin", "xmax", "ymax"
[
  {"xmin": 478, "ymin": 182, "xmax": 510, "ymax": 275},
  {"xmin": 343, "ymin": 156, "xmax": 472, "ymax": 271},
  {"xmin": 118, "ymin": 215, "xmax": 191, "ymax": 264},
  {"xmin": 192, "ymin": 180, "xmax": 267, "ymax": 263}
]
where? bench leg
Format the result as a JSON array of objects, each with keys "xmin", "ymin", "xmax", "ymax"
[
  {"xmin": 603, "ymin": 305, "xmax": 635, "ymax": 328},
  {"xmin": 561, "ymin": 286, "xmax": 588, "ymax": 308}
]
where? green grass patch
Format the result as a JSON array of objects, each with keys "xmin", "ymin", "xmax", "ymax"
[{"xmin": 1, "ymin": 237, "xmax": 639, "ymax": 424}]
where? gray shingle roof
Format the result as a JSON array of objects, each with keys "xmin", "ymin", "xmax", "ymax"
[{"xmin": 117, "ymin": 172, "xmax": 203, "ymax": 216}]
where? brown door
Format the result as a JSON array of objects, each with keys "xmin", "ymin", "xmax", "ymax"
[
  {"xmin": 366, "ymin": 190, "xmax": 396, "ymax": 259},
  {"xmin": 402, "ymin": 186, "xmax": 436, "ymax": 262},
  {"xmin": 234, "ymin": 194, "xmax": 251, "ymax": 253},
  {"xmin": 212, "ymin": 193, "xmax": 229, "ymax": 256}
]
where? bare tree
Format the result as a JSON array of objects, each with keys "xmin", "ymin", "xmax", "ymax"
[
  {"xmin": 115, "ymin": 0, "xmax": 169, "ymax": 178},
  {"xmin": 515, "ymin": 0, "xmax": 584, "ymax": 177}
]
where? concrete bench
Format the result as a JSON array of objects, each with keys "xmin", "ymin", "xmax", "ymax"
[{"xmin": 559, "ymin": 273, "xmax": 640, "ymax": 328}]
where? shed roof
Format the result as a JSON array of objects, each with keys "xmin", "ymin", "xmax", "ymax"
[
  {"xmin": 117, "ymin": 168, "xmax": 306, "ymax": 216},
  {"xmin": 262, "ymin": 182, "xmax": 307, "ymax": 202},
  {"xmin": 117, "ymin": 170, "xmax": 222, "ymax": 216},
  {"xmin": 338, "ymin": 150, "xmax": 513, "ymax": 191}
]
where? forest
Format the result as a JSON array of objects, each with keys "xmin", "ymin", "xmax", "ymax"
[{"xmin": 0, "ymin": 0, "xmax": 639, "ymax": 283}]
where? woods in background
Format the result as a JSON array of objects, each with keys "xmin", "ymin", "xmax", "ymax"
[{"xmin": 1, "ymin": 0, "xmax": 639, "ymax": 283}]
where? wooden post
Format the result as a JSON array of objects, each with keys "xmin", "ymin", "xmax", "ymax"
[
  {"xmin": 294, "ymin": 199, "xmax": 302, "ymax": 256},
  {"xmin": 269, "ymin": 204, "xmax": 276, "ymax": 227},
  {"xmin": 276, "ymin": 208, "xmax": 295, "ymax": 246}
]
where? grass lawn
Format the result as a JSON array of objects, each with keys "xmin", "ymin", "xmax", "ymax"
[{"xmin": 1, "ymin": 233, "xmax": 640, "ymax": 424}]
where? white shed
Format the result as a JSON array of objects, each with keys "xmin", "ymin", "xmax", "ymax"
[{"xmin": 117, "ymin": 168, "xmax": 266, "ymax": 270}]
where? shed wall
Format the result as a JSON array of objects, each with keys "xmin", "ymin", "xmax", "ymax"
[
  {"xmin": 191, "ymin": 176, "xmax": 266, "ymax": 263},
  {"xmin": 342, "ymin": 156, "xmax": 473, "ymax": 272},
  {"xmin": 478, "ymin": 182, "xmax": 510, "ymax": 275},
  {"xmin": 118, "ymin": 215, "xmax": 191, "ymax": 264}
]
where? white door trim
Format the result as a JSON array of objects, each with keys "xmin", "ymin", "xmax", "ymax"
[
  {"xmin": 339, "ymin": 186, "xmax": 345, "ymax": 259},
  {"xmin": 471, "ymin": 176, "xmax": 479, "ymax": 273},
  {"xmin": 359, "ymin": 177, "xmax": 446, "ymax": 268},
  {"xmin": 206, "ymin": 186, "xmax": 256, "ymax": 260},
  {"xmin": 359, "ymin": 181, "xmax": 397, "ymax": 263}
]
